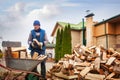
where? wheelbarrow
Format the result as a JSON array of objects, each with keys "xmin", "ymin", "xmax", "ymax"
[
  {"xmin": 0, "ymin": 57, "xmax": 46, "ymax": 80},
  {"xmin": 0, "ymin": 41, "xmax": 47, "ymax": 80}
]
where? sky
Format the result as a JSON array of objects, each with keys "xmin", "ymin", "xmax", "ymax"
[{"xmin": 0, "ymin": 0, "xmax": 120, "ymax": 48}]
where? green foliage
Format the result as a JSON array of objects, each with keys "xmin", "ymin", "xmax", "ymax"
[
  {"xmin": 67, "ymin": 23, "xmax": 72, "ymax": 54},
  {"xmin": 55, "ymin": 23, "xmax": 72, "ymax": 61},
  {"xmin": 55, "ymin": 29, "xmax": 60, "ymax": 62},
  {"xmin": 61, "ymin": 26, "xmax": 67, "ymax": 57},
  {"xmin": 60, "ymin": 29, "xmax": 63, "ymax": 58}
]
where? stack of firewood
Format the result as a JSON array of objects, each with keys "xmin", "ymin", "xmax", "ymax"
[{"xmin": 47, "ymin": 44, "xmax": 120, "ymax": 80}]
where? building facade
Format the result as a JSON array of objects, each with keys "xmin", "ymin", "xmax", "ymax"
[
  {"xmin": 93, "ymin": 14, "xmax": 120, "ymax": 51},
  {"xmin": 51, "ymin": 14, "xmax": 120, "ymax": 52},
  {"xmin": 51, "ymin": 22, "xmax": 86, "ymax": 50}
]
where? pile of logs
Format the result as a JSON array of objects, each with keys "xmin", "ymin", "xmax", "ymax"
[{"xmin": 47, "ymin": 44, "xmax": 120, "ymax": 80}]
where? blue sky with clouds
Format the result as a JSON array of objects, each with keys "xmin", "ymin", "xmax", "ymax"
[{"xmin": 0, "ymin": 0, "xmax": 120, "ymax": 48}]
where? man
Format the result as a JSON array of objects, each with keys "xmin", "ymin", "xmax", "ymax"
[{"xmin": 28, "ymin": 20, "xmax": 48, "ymax": 79}]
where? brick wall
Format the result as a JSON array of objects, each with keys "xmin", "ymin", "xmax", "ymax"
[
  {"xmin": 116, "ymin": 35, "xmax": 120, "ymax": 52},
  {"xmin": 96, "ymin": 36, "xmax": 106, "ymax": 48},
  {"xmin": 108, "ymin": 35, "xmax": 116, "ymax": 49}
]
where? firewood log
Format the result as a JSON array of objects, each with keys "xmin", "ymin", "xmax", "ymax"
[{"xmin": 32, "ymin": 52, "xmax": 38, "ymax": 59}]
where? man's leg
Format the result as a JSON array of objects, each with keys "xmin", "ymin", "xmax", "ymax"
[
  {"xmin": 40, "ymin": 50, "xmax": 46, "ymax": 78},
  {"xmin": 41, "ymin": 60, "xmax": 46, "ymax": 78}
]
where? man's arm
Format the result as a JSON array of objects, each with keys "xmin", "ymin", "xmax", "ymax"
[
  {"xmin": 44, "ymin": 33, "xmax": 49, "ymax": 45},
  {"xmin": 28, "ymin": 32, "xmax": 32, "ymax": 45}
]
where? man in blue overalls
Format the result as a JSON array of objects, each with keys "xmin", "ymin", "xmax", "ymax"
[{"xmin": 28, "ymin": 20, "xmax": 48, "ymax": 79}]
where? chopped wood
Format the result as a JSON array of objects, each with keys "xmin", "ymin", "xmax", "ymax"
[
  {"xmin": 114, "ymin": 59, "xmax": 120, "ymax": 64},
  {"xmin": 80, "ymin": 45, "xmax": 93, "ymax": 54},
  {"xmin": 48, "ymin": 45, "xmax": 120, "ymax": 79},
  {"xmin": 113, "ymin": 64, "xmax": 120, "ymax": 73},
  {"xmin": 105, "ymin": 72, "xmax": 115, "ymax": 79},
  {"xmin": 80, "ymin": 67, "xmax": 91, "ymax": 77},
  {"xmin": 11, "ymin": 47, "xmax": 26, "ymax": 52},
  {"xmin": 102, "ymin": 51, "xmax": 108, "ymax": 60},
  {"xmin": 55, "ymin": 72, "xmax": 78, "ymax": 79},
  {"xmin": 37, "ymin": 55, "xmax": 47, "ymax": 60},
  {"xmin": 32, "ymin": 52, "xmax": 38, "ymax": 59},
  {"xmin": 94, "ymin": 57, "xmax": 100, "ymax": 70},
  {"xmin": 73, "ymin": 49, "xmax": 80, "ymax": 57},
  {"xmin": 74, "ymin": 61, "xmax": 91, "ymax": 67},
  {"xmin": 110, "ymin": 78, "xmax": 120, "ymax": 80},
  {"xmin": 101, "ymin": 64, "xmax": 109, "ymax": 72},
  {"xmin": 106, "ymin": 57, "xmax": 116, "ymax": 65},
  {"xmin": 96, "ymin": 47, "xmax": 101, "ymax": 56},
  {"xmin": 85, "ymin": 73, "xmax": 105, "ymax": 80},
  {"xmin": 76, "ymin": 66, "xmax": 85, "ymax": 71}
]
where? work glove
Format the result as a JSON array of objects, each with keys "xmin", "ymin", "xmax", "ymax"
[{"xmin": 33, "ymin": 39, "xmax": 43, "ymax": 49}]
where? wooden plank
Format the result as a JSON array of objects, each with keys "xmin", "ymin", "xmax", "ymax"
[
  {"xmin": 106, "ymin": 57, "xmax": 116, "ymax": 65},
  {"xmin": 105, "ymin": 72, "xmax": 115, "ymax": 79},
  {"xmin": 85, "ymin": 73, "xmax": 105, "ymax": 80},
  {"xmin": 80, "ymin": 67, "xmax": 91, "ymax": 77},
  {"xmin": 2, "ymin": 41, "xmax": 21, "ymax": 47}
]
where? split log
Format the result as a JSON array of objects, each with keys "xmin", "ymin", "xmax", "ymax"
[
  {"xmin": 85, "ymin": 73, "xmax": 105, "ymax": 80},
  {"xmin": 81, "ymin": 46, "xmax": 93, "ymax": 54},
  {"xmin": 32, "ymin": 52, "xmax": 38, "ymax": 59},
  {"xmin": 102, "ymin": 51, "xmax": 108, "ymax": 60},
  {"xmin": 55, "ymin": 72, "xmax": 78, "ymax": 79},
  {"xmin": 113, "ymin": 64, "xmax": 120, "ymax": 73},
  {"xmin": 80, "ymin": 67, "xmax": 91, "ymax": 77},
  {"xmin": 94, "ymin": 57, "xmax": 100, "ymax": 71},
  {"xmin": 105, "ymin": 72, "xmax": 115, "ymax": 79},
  {"xmin": 106, "ymin": 57, "xmax": 116, "ymax": 65},
  {"xmin": 74, "ymin": 62, "xmax": 91, "ymax": 67},
  {"xmin": 73, "ymin": 49, "xmax": 80, "ymax": 57}
]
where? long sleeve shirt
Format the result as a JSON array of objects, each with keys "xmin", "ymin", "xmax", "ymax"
[{"xmin": 28, "ymin": 30, "xmax": 49, "ymax": 46}]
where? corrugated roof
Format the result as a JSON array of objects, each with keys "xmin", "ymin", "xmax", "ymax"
[{"xmin": 58, "ymin": 21, "xmax": 86, "ymax": 30}]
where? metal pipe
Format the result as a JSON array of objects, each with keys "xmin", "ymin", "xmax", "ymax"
[
  {"xmin": 82, "ymin": 18, "xmax": 86, "ymax": 45},
  {"xmin": 104, "ymin": 19, "xmax": 108, "ymax": 49}
]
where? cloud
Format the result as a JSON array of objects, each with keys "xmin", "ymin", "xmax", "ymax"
[
  {"xmin": 27, "ymin": 4, "xmax": 60, "ymax": 20},
  {"xmin": 0, "ymin": 3, "xmax": 61, "ymax": 45},
  {"xmin": 0, "ymin": 2, "xmax": 27, "ymax": 29},
  {"xmin": 7, "ymin": 2, "xmax": 25, "ymax": 12},
  {"xmin": 5, "ymin": 2, "xmax": 25, "ymax": 21}
]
